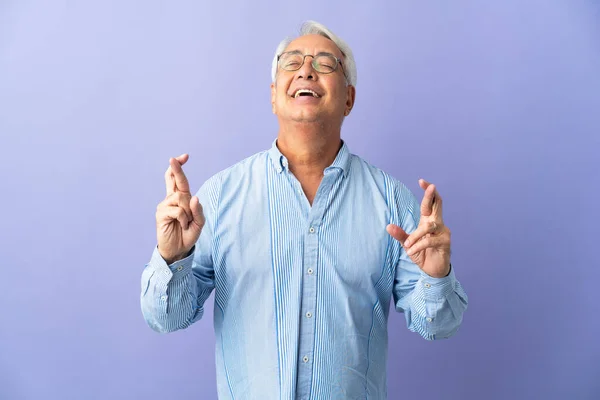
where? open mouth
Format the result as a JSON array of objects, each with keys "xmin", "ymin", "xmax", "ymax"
[{"xmin": 292, "ymin": 89, "xmax": 320, "ymax": 99}]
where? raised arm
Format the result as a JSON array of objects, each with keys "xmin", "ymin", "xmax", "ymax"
[{"xmin": 140, "ymin": 154, "xmax": 215, "ymax": 333}]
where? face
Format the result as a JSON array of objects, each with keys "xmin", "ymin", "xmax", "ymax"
[{"xmin": 271, "ymin": 34, "xmax": 355, "ymax": 125}]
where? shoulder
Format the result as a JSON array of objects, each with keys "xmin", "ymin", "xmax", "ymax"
[
  {"xmin": 207, "ymin": 150, "xmax": 268, "ymax": 184},
  {"xmin": 195, "ymin": 150, "xmax": 268, "ymax": 203},
  {"xmin": 350, "ymin": 154, "xmax": 416, "ymax": 199},
  {"xmin": 349, "ymin": 153, "xmax": 420, "ymax": 220}
]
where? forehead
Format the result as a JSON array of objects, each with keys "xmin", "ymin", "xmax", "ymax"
[{"xmin": 284, "ymin": 34, "xmax": 343, "ymax": 58}]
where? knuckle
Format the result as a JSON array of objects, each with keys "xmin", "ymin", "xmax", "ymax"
[
  {"xmin": 170, "ymin": 192, "xmax": 181, "ymax": 202},
  {"xmin": 157, "ymin": 199, "xmax": 168, "ymax": 211},
  {"xmin": 180, "ymin": 192, "xmax": 191, "ymax": 202}
]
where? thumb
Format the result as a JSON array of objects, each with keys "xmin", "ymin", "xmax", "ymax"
[
  {"xmin": 386, "ymin": 224, "xmax": 409, "ymax": 245},
  {"xmin": 190, "ymin": 196, "xmax": 205, "ymax": 229}
]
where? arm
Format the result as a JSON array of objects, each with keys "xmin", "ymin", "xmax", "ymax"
[
  {"xmin": 140, "ymin": 234, "xmax": 215, "ymax": 333},
  {"xmin": 140, "ymin": 155, "xmax": 217, "ymax": 334},
  {"xmin": 389, "ymin": 180, "xmax": 468, "ymax": 340},
  {"xmin": 393, "ymin": 258, "xmax": 468, "ymax": 340}
]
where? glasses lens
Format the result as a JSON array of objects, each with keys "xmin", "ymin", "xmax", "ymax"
[
  {"xmin": 279, "ymin": 53, "xmax": 304, "ymax": 71},
  {"xmin": 314, "ymin": 55, "xmax": 337, "ymax": 73}
]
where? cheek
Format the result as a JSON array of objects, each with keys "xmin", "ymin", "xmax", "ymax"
[
  {"xmin": 328, "ymin": 89, "xmax": 348, "ymax": 110},
  {"xmin": 274, "ymin": 84, "xmax": 289, "ymax": 103},
  {"xmin": 323, "ymin": 80, "xmax": 348, "ymax": 107},
  {"xmin": 276, "ymin": 92, "xmax": 289, "ymax": 109}
]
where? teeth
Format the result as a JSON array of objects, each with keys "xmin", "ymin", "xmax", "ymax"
[{"xmin": 294, "ymin": 89, "xmax": 319, "ymax": 98}]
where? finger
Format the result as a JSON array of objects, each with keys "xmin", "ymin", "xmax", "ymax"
[
  {"xmin": 420, "ymin": 179, "xmax": 444, "ymax": 217},
  {"xmin": 433, "ymin": 187, "xmax": 443, "ymax": 217},
  {"xmin": 175, "ymin": 153, "xmax": 189, "ymax": 165},
  {"xmin": 165, "ymin": 166, "xmax": 176, "ymax": 196},
  {"xmin": 157, "ymin": 205, "xmax": 190, "ymax": 229},
  {"xmin": 420, "ymin": 184, "xmax": 436, "ymax": 217},
  {"xmin": 170, "ymin": 157, "xmax": 191, "ymax": 193},
  {"xmin": 405, "ymin": 236, "xmax": 447, "ymax": 257},
  {"xmin": 386, "ymin": 224, "xmax": 409, "ymax": 244},
  {"xmin": 190, "ymin": 196, "xmax": 205, "ymax": 229},
  {"xmin": 403, "ymin": 220, "xmax": 441, "ymax": 248},
  {"xmin": 164, "ymin": 192, "xmax": 193, "ymax": 223},
  {"xmin": 419, "ymin": 178, "xmax": 431, "ymax": 191}
]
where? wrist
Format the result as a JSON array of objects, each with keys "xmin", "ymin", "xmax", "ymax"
[
  {"xmin": 160, "ymin": 247, "xmax": 193, "ymax": 265},
  {"xmin": 428, "ymin": 263, "xmax": 451, "ymax": 279}
]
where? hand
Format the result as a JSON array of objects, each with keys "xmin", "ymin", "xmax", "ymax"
[
  {"xmin": 386, "ymin": 179, "xmax": 451, "ymax": 278},
  {"xmin": 156, "ymin": 154, "xmax": 205, "ymax": 264}
]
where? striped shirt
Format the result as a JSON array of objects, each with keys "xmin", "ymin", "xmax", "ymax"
[{"xmin": 140, "ymin": 139, "xmax": 468, "ymax": 399}]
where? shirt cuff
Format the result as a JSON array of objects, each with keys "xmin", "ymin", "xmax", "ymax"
[
  {"xmin": 149, "ymin": 245, "xmax": 195, "ymax": 281},
  {"xmin": 419, "ymin": 265, "xmax": 457, "ymax": 300}
]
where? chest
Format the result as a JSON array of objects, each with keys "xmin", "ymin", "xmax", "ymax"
[{"xmin": 211, "ymin": 170, "xmax": 395, "ymax": 292}]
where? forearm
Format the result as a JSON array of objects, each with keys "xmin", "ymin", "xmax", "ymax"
[
  {"xmin": 140, "ymin": 246, "xmax": 206, "ymax": 333},
  {"xmin": 397, "ymin": 268, "xmax": 468, "ymax": 340}
]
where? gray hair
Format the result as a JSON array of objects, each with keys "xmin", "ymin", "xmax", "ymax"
[{"xmin": 271, "ymin": 21, "xmax": 357, "ymax": 87}]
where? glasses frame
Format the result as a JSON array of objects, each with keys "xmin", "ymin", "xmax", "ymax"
[{"xmin": 277, "ymin": 51, "xmax": 347, "ymax": 81}]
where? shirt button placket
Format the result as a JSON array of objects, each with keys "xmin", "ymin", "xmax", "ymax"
[{"xmin": 298, "ymin": 220, "xmax": 319, "ymax": 398}]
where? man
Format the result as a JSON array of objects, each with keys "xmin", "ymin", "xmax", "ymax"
[{"xmin": 141, "ymin": 21, "xmax": 468, "ymax": 399}]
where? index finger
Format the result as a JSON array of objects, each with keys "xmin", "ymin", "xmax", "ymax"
[
  {"xmin": 419, "ymin": 181, "xmax": 443, "ymax": 218},
  {"xmin": 169, "ymin": 157, "xmax": 190, "ymax": 193}
]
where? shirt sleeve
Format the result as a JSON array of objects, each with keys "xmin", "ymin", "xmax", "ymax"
[
  {"xmin": 140, "ymin": 181, "xmax": 217, "ymax": 334},
  {"xmin": 391, "ymin": 186, "xmax": 468, "ymax": 340}
]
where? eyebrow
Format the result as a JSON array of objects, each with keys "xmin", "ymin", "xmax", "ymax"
[{"xmin": 284, "ymin": 50, "xmax": 337, "ymax": 58}]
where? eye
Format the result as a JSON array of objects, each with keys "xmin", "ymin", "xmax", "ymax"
[{"xmin": 315, "ymin": 55, "xmax": 337, "ymax": 72}]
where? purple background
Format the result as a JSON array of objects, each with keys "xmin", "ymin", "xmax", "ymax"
[{"xmin": 1, "ymin": 1, "xmax": 599, "ymax": 399}]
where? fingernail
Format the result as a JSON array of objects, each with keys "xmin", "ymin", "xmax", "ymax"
[{"xmin": 404, "ymin": 240, "xmax": 410, "ymax": 247}]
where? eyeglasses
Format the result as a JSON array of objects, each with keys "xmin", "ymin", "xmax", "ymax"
[{"xmin": 277, "ymin": 51, "xmax": 346, "ymax": 78}]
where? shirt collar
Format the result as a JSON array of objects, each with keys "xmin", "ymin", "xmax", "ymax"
[{"xmin": 268, "ymin": 138, "xmax": 351, "ymax": 177}]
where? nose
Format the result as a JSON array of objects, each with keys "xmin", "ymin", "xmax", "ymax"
[{"xmin": 295, "ymin": 55, "xmax": 317, "ymax": 81}]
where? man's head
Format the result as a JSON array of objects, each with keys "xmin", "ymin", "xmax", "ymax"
[{"xmin": 270, "ymin": 21, "xmax": 356, "ymax": 128}]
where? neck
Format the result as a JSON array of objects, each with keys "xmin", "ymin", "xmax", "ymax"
[{"xmin": 276, "ymin": 120, "xmax": 342, "ymax": 178}]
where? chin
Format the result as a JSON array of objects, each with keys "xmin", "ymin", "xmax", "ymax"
[
  {"xmin": 289, "ymin": 110, "xmax": 323, "ymax": 123},
  {"xmin": 291, "ymin": 116, "xmax": 321, "ymax": 124}
]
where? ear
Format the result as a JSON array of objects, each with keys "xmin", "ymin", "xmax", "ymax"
[
  {"xmin": 344, "ymin": 85, "xmax": 356, "ymax": 116},
  {"xmin": 270, "ymin": 82, "xmax": 277, "ymax": 114}
]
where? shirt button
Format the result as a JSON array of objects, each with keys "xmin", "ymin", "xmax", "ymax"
[
  {"xmin": 161, "ymin": 295, "xmax": 167, "ymax": 301},
  {"xmin": 176, "ymin": 266, "xmax": 183, "ymax": 271},
  {"xmin": 309, "ymin": 227, "xmax": 315, "ymax": 233},
  {"xmin": 424, "ymin": 283, "xmax": 431, "ymax": 288},
  {"xmin": 426, "ymin": 317, "xmax": 433, "ymax": 323},
  {"xmin": 277, "ymin": 168, "xmax": 282, "ymax": 173},
  {"xmin": 303, "ymin": 356, "xmax": 309, "ymax": 363},
  {"xmin": 307, "ymin": 268, "xmax": 314, "ymax": 275},
  {"xmin": 306, "ymin": 312, "xmax": 312, "ymax": 318}
]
